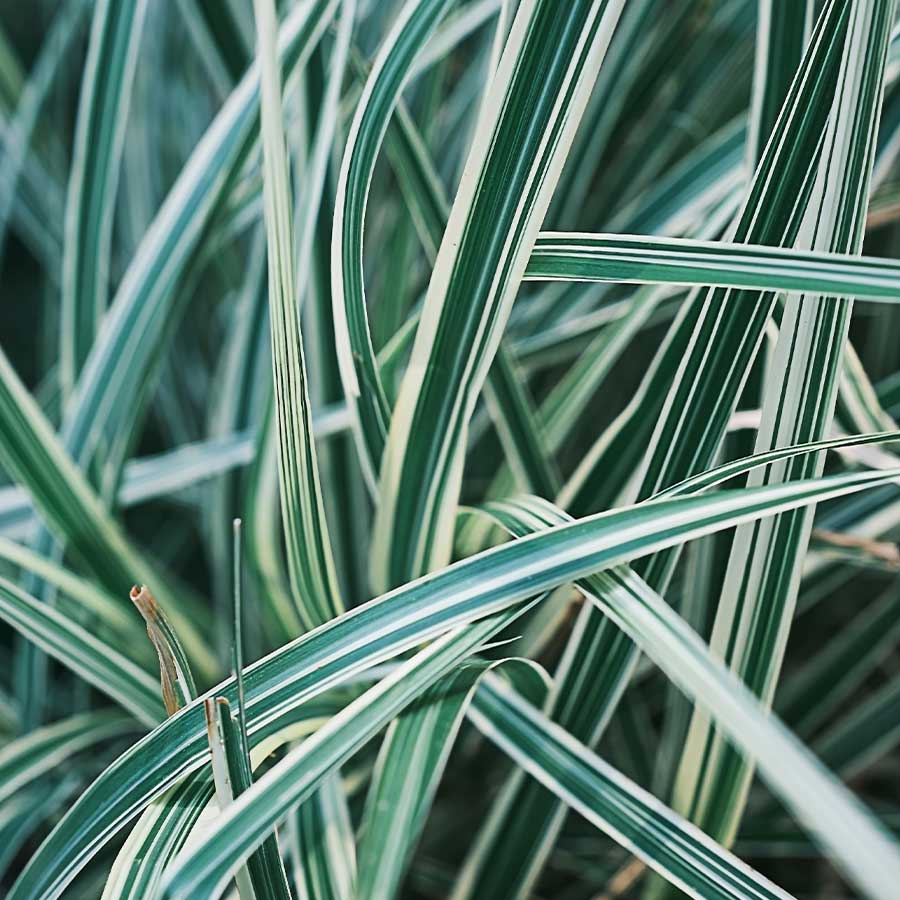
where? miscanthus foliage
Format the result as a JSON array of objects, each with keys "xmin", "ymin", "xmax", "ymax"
[{"xmin": 2, "ymin": 1, "xmax": 900, "ymax": 898}]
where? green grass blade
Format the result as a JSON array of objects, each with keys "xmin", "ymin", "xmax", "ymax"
[
  {"xmin": 0, "ymin": 0, "xmax": 85, "ymax": 269},
  {"xmin": 332, "ymin": 0, "xmax": 454, "ymax": 488},
  {"xmin": 161, "ymin": 608, "xmax": 533, "ymax": 898},
  {"xmin": 60, "ymin": 0, "xmax": 149, "ymax": 397},
  {"xmin": 477, "ymin": 495, "xmax": 900, "ymax": 900},
  {"xmin": 357, "ymin": 660, "xmax": 549, "ymax": 900},
  {"xmin": 777, "ymin": 582, "xmax": 900, "ymax": 736},
  {"xmin": 371, "ymin": 0, "xmax": 627, "ymax": 590},
  {"xmin": 101, "ymin": 773, "xmax": 215, "ymax": 900},
  {"xmin": 206, "ymin": 696, "xmax": 292, "ymax": 899},
  {"xmin": 0, "ymin": 711, "xmax": 134, "ymax": 806},
  {"xmin": 291, "ymin": 772, "xmax": 356, "ymax": 900},
  {"xmin": 101, "ymin": 705, "xmax": 333, "ymax": 900},
  {"xmin": 671, "ymin": 0, "xmax": 896, "ymax": 849},
  {"xmin": 253, "ymin": 0, "xmax": 343, "ymax": 631},
  {"xmin": 9, "ymin": 465, "xmax": 900, "ymax": 899},
  {"xmin": 526, "ymin": 232, "xmax": 900, "ymax": 301},
  {"xmin": 469, "ymin": 679, "xmax": 793, "ymax": 900},
  {"xmin": 0, "ymin": 576, "xmax": 164, "ymax": 725},
  {"xmin": 454, "ymin": 431, "xmax": 899, "ymax": 898}
]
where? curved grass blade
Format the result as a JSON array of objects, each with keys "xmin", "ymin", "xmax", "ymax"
[
  {"xmin": 671, "ymin": 0, "xmax": 897, "ymax": 849},
  {"xmin": 476, "ymin": 495, "xmax": 900, "ymax": 900},
  {"xmin": 332, "ymin": 0, "xmax": 455, "ymax": 488},
  {"xmin": 0, "ymin": 576, "xmax": 164, "ymax": 725},
  {"xmin": 0, "ymin": 711, "xmax": 135, "ymax": 806},
  {"xmin": 60, "ymin": 0, "xmax": 149, "ymax": 397},
  {"xmin": 371, "ymin": 0, "xmax": 628, "ymax": 590},
  {"xmin": 9, "ymin": 465, "xmax": 900, "ymax": 899},
  {"xmin": 453, "ymin": 430, "xmax": 900, "ymax": 899},
  {"xmin": 356, "ymin": 660, "xmax": 549, "ymax": 900},
  {"xmin": 159, "ymin": 610, "xmax": 526, "ymax": 898},
  {"xmin": 253, "ymin": 0, "xmax": 343, "ymax": 630},
  {"xmin": 654, "ymin": 430, "xmax": 900, "ymax": 499}
]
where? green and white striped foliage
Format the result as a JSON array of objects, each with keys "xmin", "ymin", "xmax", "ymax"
[{"xmin": 672, "ymin": 0, "xmax": 898, "ymax": 850}]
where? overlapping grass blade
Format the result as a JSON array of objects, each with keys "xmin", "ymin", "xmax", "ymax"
[
  {"xmin": 60, "ymin": 0, "xmax": 148, "ymax": 397},
  {"xmin": 468, "ymin": 678, "xmax": 792, "ymax": 900},
  {"xmin": 253, "ymin": 0, "xmax": 342, "ymax": 630},
  {"xmin": 0, "ymin": 0, "xmax": 342, "ymax": 680},
  {"xmin": 0, "ymin": 576, "xmax": 163, "ymax": 725},
  {"xmin": 160, "ymin": 611, "xmax": 527, "ymax": 898},
  {"xmin": 371, "ymin": 0, "xmax": 627, "ymax": 589},
  {"xmin": 562, "ymin": 0, "xmax": 852, "ymax": 514},
  {"xmin": 671, "ymin": 0, "xmax": 897, "ymax": 849},
  {"xmin": 290, "ymin": 772, "xmax": 356, "ymax": 900},
  {"xmin": 205, "ymin": 696, "xmax": 292, "ymax": 899},
  {"xmin": 0, "ymin": 0, "xmax": 85, "ymax": 269},
  {"xmin": 0, "ymin": 711, "xmax": 134, "ymax": 806},
  {"xmin": 475, "ymin": 494, "xmax": 900, "ymax": 900},
  {"xmin": 332, "ymin": 0, "xmax": 454, "ymax": 487},
  {"xmin": 356, "ymin": 660, "xmax": 549, "ymax": 900},
  {"xmin": 5, "ymin": 4, "xmax": 900, "ymax": 891},
  {"xmin": 9, "ymin": 465, "xmax": 900, "ymax": 899}
]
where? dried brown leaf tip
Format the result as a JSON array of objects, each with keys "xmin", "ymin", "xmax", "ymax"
[
  {"xmin": 130, "ymin": 583, "xmax": 159, "ymax": 618},
  {"xmin": 130, "ymin": 584, "xmax": 189, "ymax": 716},
  {"xmin": 812, "ymin": 529, "xmax": 900, "ymax": 567}
]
